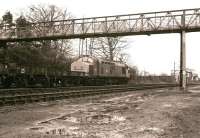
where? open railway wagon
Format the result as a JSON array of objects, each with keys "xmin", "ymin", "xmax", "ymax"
[{"xmin": 0, "ymin": 62, "xmax": 68, "ymax": 88}]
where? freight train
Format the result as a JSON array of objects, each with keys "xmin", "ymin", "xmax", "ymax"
[{"xmin": 0, "ymin": 55, "xmax": 130, "ymax": 88}]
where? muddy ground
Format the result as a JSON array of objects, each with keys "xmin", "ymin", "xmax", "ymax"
[{"xmin": 0, "ymin": 86, "xmax": 200, "ymax": 138}]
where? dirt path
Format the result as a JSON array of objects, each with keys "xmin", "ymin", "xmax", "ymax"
[{"xmin": 0, "ymin": 86, "xmax": 200, "ymax": 138}]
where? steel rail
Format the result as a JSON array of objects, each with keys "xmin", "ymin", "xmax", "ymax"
[{"xmin": 0, "ymin": 84, "xmax": 178, "ymax": 106}]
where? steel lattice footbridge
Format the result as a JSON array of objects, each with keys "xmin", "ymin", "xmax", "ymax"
[
  {"xmin": 0, "ymin": 8, "xmax": 200, "ymax": 41},
  {"xmin": 1, "ymin": 8, "xmax": 200, "ymax": 88}
]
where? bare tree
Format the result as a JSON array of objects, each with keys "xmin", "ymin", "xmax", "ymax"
[
  {"xmin": 118, "ymin": 53, "xmax": 130, "ymax": 63},
  {"xmin": 2, "ymin": 11, "xmax": 13, "ymax": 25},
  {"xmin": 27, "ymin": 4, "xmax": 71, "ymax": 22},
  {"xmin": 25, "ymin": 4, "xmax": 73, "ymax": 55},
  {"xmin": 91, "ymin": 37, "xmax": 129, "ymax": 62},
  {"xmin": 19, "ymin": 4, "xmax": 74, "ymax": 73}
]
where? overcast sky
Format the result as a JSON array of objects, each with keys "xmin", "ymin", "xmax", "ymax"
[{"xmin": 0, "ymin": 0, "xmax": 200, "ymax": 75}]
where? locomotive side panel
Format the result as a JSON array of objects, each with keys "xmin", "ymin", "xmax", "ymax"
[{"xmin": 99, "ymin": 61, "xmax": 115, "ymax": 77}]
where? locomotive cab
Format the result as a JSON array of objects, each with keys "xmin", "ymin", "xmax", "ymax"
[{"xmin": 71, "ymin": 55, "xmax": 98, "ymax": 76}]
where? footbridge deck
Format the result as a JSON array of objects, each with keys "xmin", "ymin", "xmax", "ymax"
[{"xmin": 0, "ymin": 8, "xmax": 200, "ymax": 42}]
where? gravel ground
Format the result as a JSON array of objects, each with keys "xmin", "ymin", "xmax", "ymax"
[{"xmin": 0, "ymin": 86, "xmax": 200, "ymax": 138}]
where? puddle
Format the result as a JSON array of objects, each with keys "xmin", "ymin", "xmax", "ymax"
[
  {"xmin": 156, "ymin": 89, "xmax": 165, "ymax": 92},
  {"xmin": 138, "ymin": 127, "xmax": 164, "ymax": 134},
  {"xmin": 45, "ymin": 128, "xmax": 68, "ymax": 135},
  {"xmin": 188, "ymin": 90, "xmax": 200, "ymax": 93},
  {"xmin": 29, "ymin": 126, "xmax": 86, "ymax": 137},
  {"xmin": 105, "ymin": 94, "xmax": 133, "ymax": 102},
  {"xmin": 38, "ymin": 102, "xmax": 51, "ymax": 106},
  {"xmin": 69, "ymin": 126, "xmax": 79, "ymax": 130},
  {"xmin": 135, "ymin": 107, "xmax": 141, "ymax": 110},
  {"xmin": 112, "ymin": 115, "xmax": 126, "ymax": 122},
  {"xmin": 86, "ymin": 114, "xmax": 126, "ymax": 124},
  {"xmin": 135, "ymin": 98, "xmax": 145, "ymax": 102},
  {"xmin": 183, "ymin": 97, "xmax": 192, "ymax": 100},
  {"xmin": 108, "ymin": 132, "xmax": 124, "ymax": 138},
  {"xmin": 38, "ymin": 120, "xmax": 52, "ymax": 125},
  {"xmin": 86, "ymin": 114, "xmax": 111, "ymax": 124},
  {"xmin": 60, "ymin": 116, "xmax": 79, "ymax": 123},
  {"xmin": 95, "ymin": 131, "xmax": 125, "ymax": 138},
  {"xmin": 163, "ymin": 104, "xmax": 172, "ymax": 108},
  {"xmin": 176, "ymin": 102, "xmax": 188, "ymax": 108},
  {"xmin": 29, "ymin": 126, "xmax": 44, "ymax": 130},
  {"xmin": 188, "ymin": 86, "xmax": 200, "ymax": 93}
]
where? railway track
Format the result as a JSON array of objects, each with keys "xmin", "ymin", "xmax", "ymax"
[{"xmin": 0, "ymin": 84, "xmax": 178, "ymax": 106}]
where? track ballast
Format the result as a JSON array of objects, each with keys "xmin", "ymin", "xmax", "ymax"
[{"xmin": 0, "ymin": 84, "xmax": 178, "ymax": 106}]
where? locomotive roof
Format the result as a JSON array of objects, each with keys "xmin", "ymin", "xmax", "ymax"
[
  {"xmin": 73, "ymin": 55, "xmax": 128, "ymax": 67},
  {"xmin": 73, "ymin": 56, "xmax": 97, "ymax": 65}
]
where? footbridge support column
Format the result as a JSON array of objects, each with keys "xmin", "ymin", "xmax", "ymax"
[{"xmin": 180, "ymin": 30, "xmax": 186, "ymax": 89}]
